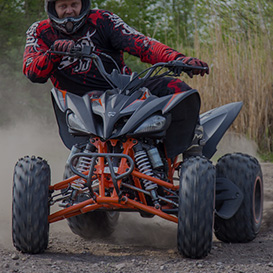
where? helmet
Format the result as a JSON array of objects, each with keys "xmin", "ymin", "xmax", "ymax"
[{"xmin": 45, "ymin": 0, "xmax": 91, "ymax": 34}]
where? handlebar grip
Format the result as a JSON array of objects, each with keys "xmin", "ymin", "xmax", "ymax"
[{"xmin": 169, "ymin": 60, "xmax": 208, "ymax": 70}]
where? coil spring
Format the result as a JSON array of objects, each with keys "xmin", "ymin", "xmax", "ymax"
[
  {"xmin": 71, "ymin": 155, "xmax": 92, "ymax": 192},
  {"xmin": 134, "ymin": 150, "xmax": 157, "ymax": 191},
  {"xmin": 77, "ymin": 156, "xmax": 92, "ymax": 172}
]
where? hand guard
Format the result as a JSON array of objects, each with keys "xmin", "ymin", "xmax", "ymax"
[{"xmin": 52, "ymin": 40, "xmax": 75, "ymax": 53}]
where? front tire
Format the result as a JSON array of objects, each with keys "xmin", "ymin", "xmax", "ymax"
[
  {"xmin": 67, "ymin": 210, "xmax": 119, "ymax": 239},
  {"xmin": 177, "ymin": 157, "xmax": 216, "ymax": 259},
  {"xmin": 64, "ymin": 165, "xmax": 119, "ymax": 239},
  {"xmin": 12, "ymin": 156, "xmax": 50, "ymax": 254},
  {"xmin": 215, "ymin": 153, "xmax": 263, "ymax": 243}
]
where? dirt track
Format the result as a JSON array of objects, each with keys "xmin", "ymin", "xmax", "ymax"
[{"xmin": 0, "ymin": 124, "xmax": 273, "ymax": 273}]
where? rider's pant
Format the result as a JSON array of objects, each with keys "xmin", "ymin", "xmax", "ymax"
[{"xmin": 142, "ymin": 76, "xmax": 192, "ymax": 97}]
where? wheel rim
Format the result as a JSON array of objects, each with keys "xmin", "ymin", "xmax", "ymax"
[{"xmin": 253, "ymin": 176, "xmax": 263, "ymax": 224}]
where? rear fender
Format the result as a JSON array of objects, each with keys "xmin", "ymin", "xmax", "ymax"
[{"xmin": 200, "ymin": 102, "xmax": 243, "ymax": 159}]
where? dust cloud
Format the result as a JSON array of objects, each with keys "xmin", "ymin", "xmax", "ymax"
[
  {"xmin": 213, "ymin": 131, "xmax": 259, "ymax": 160},
  {"xmin": 0, "ymin": 120, "xmax": 69, "ymax": 250},
  {"xmin": 112, "ymin": 213, "xmax": 177, "ymax": 249}
]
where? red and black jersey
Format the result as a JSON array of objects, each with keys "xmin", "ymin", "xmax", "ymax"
[{"xmin": 23, "ymin": 9, "xmax": 185, "ymax": 96}]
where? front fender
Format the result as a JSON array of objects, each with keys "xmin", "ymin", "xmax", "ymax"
[{"xmin": 201, "ymin": 102, "xmax": 243, "ymax": 159}]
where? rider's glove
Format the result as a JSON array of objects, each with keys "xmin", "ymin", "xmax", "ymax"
[
  {"xmin": 52, "ymin": 39, "xmax": 75, "ymax": 53},
  {"xmin": 179, "ymin": 57, "xmax": 209, "ymax": 78}
]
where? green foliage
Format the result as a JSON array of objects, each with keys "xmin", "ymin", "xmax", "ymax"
[
  {"xmin": 205, "ymin": 0, "xmax": 273, "ymax": 41},
  {"xmin": 0, "ymin": 0, "xmax": 46, "ymax": 74},
  {"xmin": 259, "ymin": 152, "xmax": 273, "ymax": 163}
]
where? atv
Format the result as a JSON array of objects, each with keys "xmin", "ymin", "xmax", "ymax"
[{"xmin": 12, "ymin": 45, "xmax": 263, "ymax": 259}]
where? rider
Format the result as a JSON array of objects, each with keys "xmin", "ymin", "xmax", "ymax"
[
  {"xmin": 23, "ymin": 0, "xmax": 208, "ymax": 154},
  {"xmin": 23, "ymin": 0, "xmax": 209, "ymax": 97}
]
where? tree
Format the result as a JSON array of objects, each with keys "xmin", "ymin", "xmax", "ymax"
[{"xmin": 0, "ymin": 0, "xmax": 46, "ymax": 75}]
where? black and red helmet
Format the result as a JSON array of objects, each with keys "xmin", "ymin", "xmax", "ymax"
[{"xmin": 45, "ymin": 0, "xmax": 91, "ymax": 34}]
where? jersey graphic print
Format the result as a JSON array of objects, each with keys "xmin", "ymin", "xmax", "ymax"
[
  {"xmin": 25, "ymin": 22, "xmax": 40, "ymax": 50},
  {"xmin": 25, "ymin": 22, "xmax": 40, "ymax": 67},
  {"xmin": 58, "ymin": 30, "xmax": 96, "ymax": 74}
]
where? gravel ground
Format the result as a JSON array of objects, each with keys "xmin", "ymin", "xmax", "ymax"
[{"xmin": 0, "ymin": 125, "xmax": 272, "ymax": 273}]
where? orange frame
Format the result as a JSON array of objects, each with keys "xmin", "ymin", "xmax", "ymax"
[{"xmin": 48, "ymin": 138, "xmax": 180, "ymax": 224}]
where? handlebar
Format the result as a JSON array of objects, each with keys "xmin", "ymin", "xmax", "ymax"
[{"xmin": 49, "ymin": 45, "xmax": 208, "ymax": 93}]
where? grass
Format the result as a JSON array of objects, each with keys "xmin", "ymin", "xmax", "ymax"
[
  {"xmin": 259, "ymin": 152, "xmax": 273, "ymax": 163},
  {"xmin": 176, "ymin": 24, "xmax": 273, "ymax": 159}
]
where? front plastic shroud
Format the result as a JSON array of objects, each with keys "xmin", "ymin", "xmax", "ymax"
[{"xmin": 51, "ymin": 88, "xmax": 201, "ymax": 159}]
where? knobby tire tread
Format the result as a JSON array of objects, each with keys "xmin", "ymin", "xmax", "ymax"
[
  {"xmin": 12, "ymin": 156, "xmax": 50, "ymax": 254},
  {"xmin": 177, "ymin": 156, "xmax": 216, "ymax": 259}
]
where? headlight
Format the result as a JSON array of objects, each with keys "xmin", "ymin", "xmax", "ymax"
[
  {"xmin": 66, "ymin": 111, "xmax": 89, "ymax": 133},
  {"xmin": 133, "ymin": 115, "xmax": 167, "ymax": 134}
]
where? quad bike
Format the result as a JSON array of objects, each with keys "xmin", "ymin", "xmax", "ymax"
[{"xmin": 12, "ymin": 45, "xmax": 263, "ymax": 259}]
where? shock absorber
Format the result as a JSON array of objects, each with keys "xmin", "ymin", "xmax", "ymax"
[
  {"xmin": 134, "ymin": 143, "xmax": 160, "ymax": 208},
  {"xmin": 71, "ymin": 143, "xmax": 94, "ymax": 195}
]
